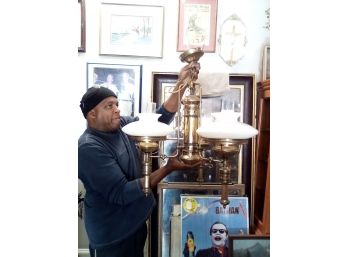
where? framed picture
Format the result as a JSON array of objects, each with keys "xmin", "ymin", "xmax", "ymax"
[
  {"xmin": 262, "ymin": 45, "xmax": 270, "ymax": 80},
  {"xmin": 181, "ymin": 195, "xmax": 249, "ymax": 257},
  {"xmin": 157, "ymin": 182, "xmax": 245, "ymax": 257},
  {"xmin": 152, "ymin": 73, "xmax": 255, "ymax": 187},
  {"xmin": 87, "ymin": 63, "xmax": 142, "ymax": 117},
  {"xmin": 177, "ymin": 0, "xmax": 218, "ymax": 52},
  {"xmin": 99, "ymin": 3, "xmax": 164, "ymax": 57},
  {"xmin": 229, "ymin": 235, "xmax": 270, "ymax": 257},
  {"xmin": 78, "ymin": 0, "xmax": 86, "ymax": 52}
]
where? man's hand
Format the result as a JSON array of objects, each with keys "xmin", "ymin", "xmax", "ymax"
[
  {"xmin": 166, "ymin": 157, "xmax": 200, "ymax": 172},
  {"xmin": 178, "ymin": 61, "xmax": 201, "ymax": 85}
]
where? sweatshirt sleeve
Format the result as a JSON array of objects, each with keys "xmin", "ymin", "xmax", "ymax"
[
  {"xmin": 78, "ymin": 141, "xmax": 151, "ymax": 206},
  {"xmin": 157, "ymin": 104, "xmax": 176, "ymax": 124}
]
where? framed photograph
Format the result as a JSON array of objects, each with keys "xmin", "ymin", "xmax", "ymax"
[
  {"xmin": 87, "ymin": 63, "xmax": 142, "ymax": 116},
  {"xmin": 99, "ymin": 3, "xmax": 164, "ymax": 57},
  {"xmin": 157, "ymin": 182, "xmax": 245, "ymax": 257},
  {"xmin": 262, "ymin": 45, "xmax": 270, "ymax": 80},
  {"xmin": 78, "ymin": 0, "xmax": 86, "ymax": 52},
  {"xmin": 177, "ymin": 0, "xmax": 218, "ymax": 52},
  {"xmin": 229, "ymin": 235, "xmax": 270, "ymax": 257}
]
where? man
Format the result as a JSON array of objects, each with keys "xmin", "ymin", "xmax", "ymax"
[
  {"xmin": 196, "ymin": 222, "xmax": 229, "ymax": 257},
  {"xmin": 78, "ymin": 62, "xmax": 200, "ymax": 257}
]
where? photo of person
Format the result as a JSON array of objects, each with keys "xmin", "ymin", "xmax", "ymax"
[
  {"xmin": 87, "ymin": 63, "xmax": 142, "ymax": 117},
  {"xmin": 102, "ymin": 73, "xmax": 119, "ymax": 96},
  {"xmin": 195, "ymin": 222, "xmax": 229, "ymax": 257},
  {"xmin": 117, "ymin": 71, "xmax": 135, "ymax": 116}
]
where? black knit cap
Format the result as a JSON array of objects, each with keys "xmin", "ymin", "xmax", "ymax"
[{"xmin": 79, "ymin": 86, "xmax": 117, "ymax": 118}]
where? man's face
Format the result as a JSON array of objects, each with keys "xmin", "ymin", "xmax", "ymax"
[
  {"xmin": 211, "ymin": 223, "xmax": 228, "ymax": 247},
  {"xmin": 91, "ymin": 96, "xmax": 121, "ymax": 132}
]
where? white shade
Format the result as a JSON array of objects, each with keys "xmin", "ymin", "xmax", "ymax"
[
  {"xmin": 122, "ymin": 113, "xmax": 173, "ymax": 137},
  {"xmin": 197, "ymin": 111, "xmax": 258, "ymax": 139}
]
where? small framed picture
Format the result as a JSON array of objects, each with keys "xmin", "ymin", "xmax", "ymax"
[
  {"xmin": 262, "ymin": 45, "xmax": 270, "ymax": 80},
  {"xmin": 229, "ymin": 234, "xmax": 270, "ymax": 257},
  {"xmin": 177, "ymin": 0, "xmax": 218, "ymax": 52},
  {"xmin": 78, "ymin": 0, "xmax": 86, "ymax": 52},
  {"xmin": 99, "ymin": 3, "xmax": 164, "ymax": 57},
  {"xmin": 87, "ymin": 63, "xmax": 142, "ymax": 117}
]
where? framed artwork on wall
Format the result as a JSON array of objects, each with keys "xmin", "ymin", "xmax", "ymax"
[
  {"xmin": 262, "ymin": 45, "xmax": 270, "ymax": 80},
  {"xmin": 177, "ymin": 0, "xmax": 218, "ymax": 52},
  {"xmin": 151, "ymin": 72, "xmax": 255, "ymax": 189},
  {"xmin": 181, "ymin": 195, "xmax": 249, "ymax": 257},
  {"xmin": 87, "ymin": 63, "xmax": 142, "ymax": 117},
  {"xmin": 157, "ymin": 183, "xmax": 245, "ymax": 257},
  {"xmin": 99, "ymin": 3, "xmax": 164, "ymax": 57},
  {"xmin": 78, "ymin": 0, "xmax": 86, "ymax": 52},
  {"xmin": 229, "ymin": 235, "xmax": 270, "ymax": 257}
]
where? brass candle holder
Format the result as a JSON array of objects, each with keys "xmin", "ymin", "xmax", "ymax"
[
  {"xmin": 201, "ymin": 138, "xmax": 248, "ymax": 207},
  {"xmin": 131, "ymin": 136, "xmax": 167, "ymax": 196},
  {"xmin": 177, "ymin": 47, "xmax": 204, "ymax": 166}
]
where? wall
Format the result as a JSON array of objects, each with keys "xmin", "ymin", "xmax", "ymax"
[{"xmin": 78, "ymin": 0, "xmax": 269, "ymax": 119}]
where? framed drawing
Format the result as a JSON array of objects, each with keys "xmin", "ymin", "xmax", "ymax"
[
  {"xmin": 99, "ymin": 3, "xmax": 164, "ymax": 57},
  {"xmin": 157, "ymin": 182, "xmax": 245, "ymax": 257},
  {"xmin": 78, "ymin": 0, "xmax": 86, "ymax": 52},
  {"xmin": 181, "ymin": 195, "xmax": 249, "ymax": 257},
  {"xmin": 218, "ymin": 14, "xmax": 247, "ymax": 66},
  {"xmin": 229, "ymin": 235, "xmax": 270, "ymax": 257},
  {"xmin": 262, "ymin": 45, "xmax": 270, "ymax": 80},
  {"xmin": 177, "ymin": 0, "xmax": 218, "ymax": 52},
  {"xmin": 87, "ymin": 63, "xmax": 143, "ymax": 116}
]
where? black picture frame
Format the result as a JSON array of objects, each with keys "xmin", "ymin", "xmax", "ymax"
[
  {"xmin": 152, "ymin": 72, "xmax": 255, "ymax": 199},
  {"xmin": 229, "ymin": 234, "xmax": 270, "ymax": 257}
]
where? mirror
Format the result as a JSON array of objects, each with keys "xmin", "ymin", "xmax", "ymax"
[{"xmin": 218, "ymin": 14, "xmax": 247, "ymax": 66}]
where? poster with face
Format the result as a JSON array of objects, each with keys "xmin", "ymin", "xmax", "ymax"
[{"xmin": 181, "ymin": 195, "xmax": 249, "ymax": 257}]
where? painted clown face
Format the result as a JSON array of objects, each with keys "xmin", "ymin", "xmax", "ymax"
[{"xmin": 211, "ymin": 223, "xmax": 228, "ymax": 247}]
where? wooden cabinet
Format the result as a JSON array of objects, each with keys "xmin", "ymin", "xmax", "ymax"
[{"xmin": 253, "ymin": 79, "xmax": 270, "ymax": 235}]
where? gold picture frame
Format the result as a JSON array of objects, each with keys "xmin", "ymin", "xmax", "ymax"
[{"xmin": 262, "ymin": 45, "xmax": 270, "ymax": 80}]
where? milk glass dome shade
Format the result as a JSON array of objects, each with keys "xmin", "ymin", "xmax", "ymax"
[
  {"xmin": 122, "ymin": 113, "xmax": 173, "ymax": 137},
  {"xmin": 196, "ymin": 110, "xmax": 258, "ymax": 139}
]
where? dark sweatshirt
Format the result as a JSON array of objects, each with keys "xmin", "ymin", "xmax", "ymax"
[{"xmin": 78, "ymin": 105, "xmax": 174, "ymax": 249}]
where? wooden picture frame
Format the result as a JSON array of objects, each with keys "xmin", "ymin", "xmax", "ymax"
[
  {"xmin": 229, "ymin": 235, "xmax": 270, "ymax": 257},
  {"xmin": 152, "ymin": 73, "xmax": 255, "ymax": 194},
  {"xmin": 99, "ymin": 3, "xmax": 164, "ymax": 57},
  {"xmin": 262, "ymin": 45, "xmax": 270, "ymax": 80},
  {"xmin": 177, "ymin": 0, "xmax": 218, "ymax": 52},
  {"xmin": 78, "ymin": 0, "xmax": 86, "ymax": 52},
  {"xmin": 87, "ymin": 63, "xmax": 143, "ymax": 117}
]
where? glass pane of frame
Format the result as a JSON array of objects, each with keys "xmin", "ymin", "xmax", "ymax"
[{"xmin": 157, "ymin": 183, "xmax": 245, "ymax": 257}]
